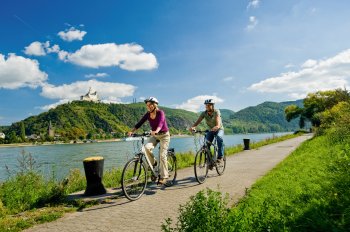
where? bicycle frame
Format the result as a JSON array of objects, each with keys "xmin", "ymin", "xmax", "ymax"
[{"xmin": 197, "ymin": 130, "xmax": 219, "ymax": 164}]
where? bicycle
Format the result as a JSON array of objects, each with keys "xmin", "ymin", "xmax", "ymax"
[
  {"xmin": 121, "ymin": 132, "xmax": 177, "ymax": 201},
  {"xmin": 192, "ymin": 129, "xmax": 226, "ymax": 184}
]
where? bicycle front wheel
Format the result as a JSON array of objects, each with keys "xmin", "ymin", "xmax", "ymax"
[
  {"xmin": 194, "ymin": 149, "xmax": 208, "ymax": 184},
  {"xmin": 121, "ymin": 158, "xmax": 147, "ymax": 201},
  {"xmin": 164, "ymin": 154, "xmax": 177, "ymax": 187},
  {"xmin": 216, "ymin": 156, "xmax": 226, "ymax": 175}
]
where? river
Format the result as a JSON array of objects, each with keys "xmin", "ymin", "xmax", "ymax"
[{"xmin": 0, "ymin": 132, "xmax": 291, "ymax": 182}]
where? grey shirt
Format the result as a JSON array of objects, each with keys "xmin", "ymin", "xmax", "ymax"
[{"xmin": 199, "ymin": 109, "xmax": 224, "ymax": 130}]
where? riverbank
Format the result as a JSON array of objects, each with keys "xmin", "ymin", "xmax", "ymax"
[{"xmin": 0, "ymin": 134, "xmax": 193, "ymax": 148}]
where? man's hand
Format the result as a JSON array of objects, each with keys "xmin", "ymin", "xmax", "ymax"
[{"xmin": 189, "ymin": 127, "xmax": 196, "ymax": 133}]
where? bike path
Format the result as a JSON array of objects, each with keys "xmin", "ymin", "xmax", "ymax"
[{"xmin": 25, "ymin": 134, "xmax": 312, "ymax": 232}]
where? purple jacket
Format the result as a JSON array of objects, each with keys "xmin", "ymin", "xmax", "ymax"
[{"xmin": 134, "ymin": 110, "xmax": 169, "ymax": 132}]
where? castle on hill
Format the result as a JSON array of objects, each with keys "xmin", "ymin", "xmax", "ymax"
[{"xmin": 80, "ymin": 87, "xmax": 100, "ymax": 102}]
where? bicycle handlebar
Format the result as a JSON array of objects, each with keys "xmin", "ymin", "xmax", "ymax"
[
  {"xmin": 191, "ymin": 129, "xmax": 210, "ymax": 134},
  {"xmin": 131, "ymin": 131, "xmax": 151, "ymax": 137}
]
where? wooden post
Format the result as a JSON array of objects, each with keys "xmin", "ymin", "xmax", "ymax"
[{"xmin": 83, "ymin": 156, "xmax": 106, "ymax": 196}]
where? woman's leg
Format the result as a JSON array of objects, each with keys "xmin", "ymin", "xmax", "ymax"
[
  {"xmin": 144, "ymin": 136, "xmax": 158, "ymax": 166},
  {"xmin": 158, "ymin": 133, "xmax": 170, "ymax": 179}
]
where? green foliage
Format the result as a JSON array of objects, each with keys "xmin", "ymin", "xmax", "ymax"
[
  {"xmin": 162, "ymin": 188, "xmax": 230, "ymax": 232},
  {"xmin": 285, "ymin": 88, "xmax": 350, "ymax": 128}
]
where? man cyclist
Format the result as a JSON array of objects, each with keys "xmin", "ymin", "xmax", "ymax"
[
  {"xmin": 190, "ymin": 99, "xmax": 224, "ymax": 163},
  {"xmin": 128, "ymin": 97, "xmax": 170, "ymax": 185}
]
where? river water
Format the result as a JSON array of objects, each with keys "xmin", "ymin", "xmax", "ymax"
[{"xmin": 0, "ymin": 132, "xmax": 291, "ymax": 182}]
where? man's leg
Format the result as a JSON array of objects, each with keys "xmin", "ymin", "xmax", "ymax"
[{"xmin": 216, "ymin": 129, "xmax": 224, "ymax": 159}]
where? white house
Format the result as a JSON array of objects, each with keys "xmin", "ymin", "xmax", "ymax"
[{"xmin": 0, "ymin": 132, "xmax": 5, "ymax": 139}]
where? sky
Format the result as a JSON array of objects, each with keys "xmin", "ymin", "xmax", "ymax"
[{"xmin": 1, "ymin": 0, "xmax": 350, "ymax": 125}]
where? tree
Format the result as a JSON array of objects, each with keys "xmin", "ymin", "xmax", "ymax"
[
  {"xmin": 20, "ymin": 121, "xmax": 26, "ymax": 142},
  {"xmin": 285, "ymin": 88, "xmax": 350, "ymax": 128}
]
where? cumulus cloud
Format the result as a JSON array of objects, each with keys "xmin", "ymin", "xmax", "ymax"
[
  {"xmin": 57, "ymin": 27, "xmax": 87, "ymax": 42},
  {"xmin": 24, "ymin": 41, "xmax": 60, "ymax": 56},
  {"xmin": 247, "ymin": 0, "xmax": 260, "ymax": 9},
  {"xmin": 58, "ymin": 43, "xmax": 158, "ymax": 71},
  {"xmin": 246, "ymin": 16, "xmax": 258, "ymax": 31},
  {"xmin": 175, "ymin": 95, "xmax": 224, "ymax": 112},
  {"xmin": 39, "ymin": 79, "xmax": 136, "ymax": 109},
  {"xmin": 248, "ymin": 49, "xmax": 350, "ymax": 99},
  {"xmin": 0, "ymin": 53, "xmax": 48, "ymax": 89},
  {"xmin": 85, "ymin": 73, "xmax": 109, "ymax": 78}
]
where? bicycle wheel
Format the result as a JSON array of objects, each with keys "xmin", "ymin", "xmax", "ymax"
[
  {"xmin": 164, "ymin": 154, "xmax": 177, "ymax": 187},
  {"xmin": 121, "ymin": 158, "xmax": 148, "ymax": 201},
  {"xmin": 194, "ymin": 149, "xmax": 208, "ymax": 184},
  {"xmin": 216, "ymin": 156, "xmax": 226, "ymax": 175}
]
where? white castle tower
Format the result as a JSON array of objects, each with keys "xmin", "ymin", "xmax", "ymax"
[{"xmin": 80, "ymin": 87, "xmax": 100, "ymax": 102}]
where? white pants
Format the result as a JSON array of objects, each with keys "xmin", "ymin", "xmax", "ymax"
[{"xmin": 144, "ymin": 132, "xmax": 170, "ymax": 178}]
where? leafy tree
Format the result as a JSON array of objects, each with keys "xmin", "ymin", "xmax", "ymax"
[{"xmin": 285, "ymin": 88, "xmax": 350, "ymax": 128}]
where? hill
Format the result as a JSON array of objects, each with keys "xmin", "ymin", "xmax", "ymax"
[
  {"xmin": 227, "ymin": 100, "xmax": 303, "ymax": 133},
  {"xmin": 1, "ymin": 100, "xmax": 302, "ymax": 143}
]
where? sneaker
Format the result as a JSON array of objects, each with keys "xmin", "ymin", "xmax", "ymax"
[
  {"xmin": 216, "ymin": 157, "xmax": 223, "ymax": 164},
  {"xmin": 158, "ymin": 178, "xmax": 168, "ymax": 185}
]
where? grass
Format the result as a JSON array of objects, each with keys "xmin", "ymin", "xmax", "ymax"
[
  {"xmin": 0, "ymin": 132, "xmax": 302, "ymax": 231},
  {"xmin": 164, "ymin": 134, "xmax": 350, "ymax": 231}
]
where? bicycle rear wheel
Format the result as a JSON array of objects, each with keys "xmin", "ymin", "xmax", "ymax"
[
  {"xmin": 216, "ymin": 156, "xmax": 226, "ymax": 175},
  {"xmin": 164, "ymin": 154, "xmax": 177, "ymax": 187},
  {"xmin": 121, "ymin": 158, "xmax": 147, "ymax": 201},
  {"xmin": 194, "ymin": 149, "xmax": 208, "ymax": 184}
]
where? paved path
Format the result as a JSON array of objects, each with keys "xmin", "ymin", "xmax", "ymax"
[{"xmin": 25, "ymin": 134, "xmax": 312, "ymax": 232}]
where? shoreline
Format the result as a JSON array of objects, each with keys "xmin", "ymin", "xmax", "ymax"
[{"xmin": 0, "ymin": 134, "xmax": 193, "ymax": 148}]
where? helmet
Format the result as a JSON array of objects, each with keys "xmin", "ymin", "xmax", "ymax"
[
  {"xmin": 144, "ymin": 97, "xmax": 159, "ymax": 104},
  {"xmin": 204, "ymin": 99, "xmax": 215, "ymax": 105}
]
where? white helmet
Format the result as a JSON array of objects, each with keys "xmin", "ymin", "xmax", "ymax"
[
  {"xmin": 204, "ymin": 99, "xmax": 215, "ymax": 105},
  {"xmin": 144, "ymin": 97, "xmax": 159, "ymax": 104}
]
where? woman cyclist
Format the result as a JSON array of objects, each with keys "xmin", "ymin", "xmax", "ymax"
[{"xmin": 128, "ymin": 97, "xmax": 170, "ymax": 184}]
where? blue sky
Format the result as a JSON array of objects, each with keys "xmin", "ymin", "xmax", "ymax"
[{"xmin": 1, "ymin": 0, "xmax": 350, "ymax": 125}]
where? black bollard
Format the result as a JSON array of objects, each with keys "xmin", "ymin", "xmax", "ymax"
[
  {"xmin": 243, "ymin": 138, "xmax": 250, "ymax": 150},
  {"xmin": 83, "ymin": 156, "xmax": 107, "ymax": 196}
]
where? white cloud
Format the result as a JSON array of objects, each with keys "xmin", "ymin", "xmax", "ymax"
[
  {"xmin": 85, "ymin": 73, "xmax": 109, "ymax": 78},
  {"xmin": 24, "ymin": 41, "xmax": 46, "ymax": 56},
  {"xmin": 57, "ymin": 27, "xmax": 87, "ymax": 42},
  {"xmin": 0, "ymin": 53, "xmax": 48, "ymax": 89},
  {"xmin": 247, "ymin": 0, "xmax": 260, "ymax": 9},
  {"xmin": 248, "ymin": 49, "xmax": 350, "ymax": 99},
  {"xmin": 175, "ymin": 95, "xmax": 224, "ymax": 112},
  {"xmin": 39, "ymin": 79, "xmax": 136, "ymax": 109},
  {"xmin": 59, "ymin": 43, "xmax": 158, "ymax": 71},
  {"xmin": 246, "ymin": 16, "xmax": 258, "ymax": 31},
  {"xmin": 284, "ymin": 63, "xmax": 295, "ymax": 69},
  {"xmin": 24, "ymin": 41, "xmax": 60, "ymax": 56}
]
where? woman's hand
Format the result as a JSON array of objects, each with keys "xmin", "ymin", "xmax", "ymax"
[
  {"xmin": 127, "ymin": 131, "xmax": 133, "ymax": 137},
  {"xmin": 151, "ymin": 131, "xmax": 157, "ymax": 136}
]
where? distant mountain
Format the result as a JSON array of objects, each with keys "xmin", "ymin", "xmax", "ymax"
[
  {"xmin": 2, "ymin": 99, "xmax": 302, "ymax": 142},
  {"xmin": 226, "ymin": 100, "xmax": 303, "ymax": 133}
]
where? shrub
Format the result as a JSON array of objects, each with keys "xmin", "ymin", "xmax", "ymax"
[{"xmin": 162, "ymin": 188, "xmax": 230, "ymax": 232}]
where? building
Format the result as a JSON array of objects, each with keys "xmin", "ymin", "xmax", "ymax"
[
  {"xmin": 0, "ymin": 132, "xmax": 5, "ymax": 139},
  {"xmin": 80, "ymin": 87, "xmax": 100, "ymax": 102},
  {"xmin": 48, "ymin": 121, "xmax": 55, "ymax": 138}
]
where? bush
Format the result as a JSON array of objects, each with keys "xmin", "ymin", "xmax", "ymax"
[{"xmin": 162, "ymin": 188, "xmax": 230, "ymax": 232}]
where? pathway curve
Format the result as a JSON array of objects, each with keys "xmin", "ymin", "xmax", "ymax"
[{"xmin": 25, "ymin": 134, "xmax": 312, "ymax": 232}]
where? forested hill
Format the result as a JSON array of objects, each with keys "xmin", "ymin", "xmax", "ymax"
[
  {"xmin": 226, "ymin": 100, "xmax": 303, "ymax": 133},
  {"xmin": 2, "ymin": 100, "xmax": 302, "ymax": 142}
]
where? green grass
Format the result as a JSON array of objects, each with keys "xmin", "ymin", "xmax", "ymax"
[{"xmin": 164, "ymin": 135, "xmax": 350, "ymax": 231}]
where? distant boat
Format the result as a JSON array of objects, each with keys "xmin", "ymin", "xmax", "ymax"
[{"xmin": 123, "ymin": 137, "xmax": 142, "ymax": 142}]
